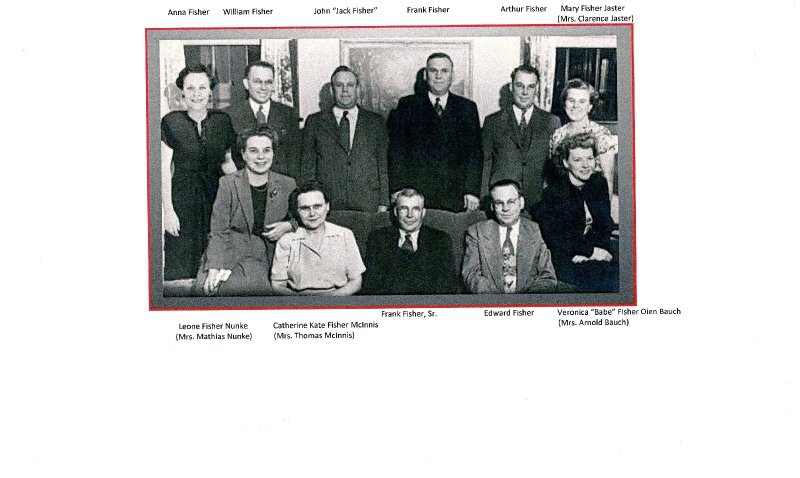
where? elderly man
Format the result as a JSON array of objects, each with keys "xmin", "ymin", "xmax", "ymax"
[
  {"xmin": 362, "ymin": 188, "xmax": 459, "ymax": 295},
  {"xmin": 482, "ymin": 64, "xmax": 561, "ymax": 204},
  {"xmin": 388, "ymin": 52, "xmax": 482, "ymax": 212},
  {"xmin": 225, "ymin": 60, "xmax": 300, "ymax": 179},
  {"xmin": 463, "ymin": 179, "xmax": 556, "ymax": 293},
  {"xmin": 301, "ymin": 66, "xmax": 389, "ymax": 212}
]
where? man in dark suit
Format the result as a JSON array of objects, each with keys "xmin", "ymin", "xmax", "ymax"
[
  {"xmin": 482, "ymin": 65, "xmax": 561, "ymax": 204},
  {"xmin": 301, "ymin": 66, "xmax": 390, "ymax": 212},
  {"xmin": 225, "ymin": 60, "xmax": 300, "ymax": 180},
  {"xmin": 388, "ymin": 52, "xmax": 482, "ymax": 212},
  {"xmin": 463, "ymin": 179, "xmax": 556, "ymax": 294},
  {"xmin": 363, "ymin": 188, "xmax": 459, "ymax": 294}
]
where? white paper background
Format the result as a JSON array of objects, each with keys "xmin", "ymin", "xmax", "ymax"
[{"xmin": 3, "ymin": 1, "xmax": 798, "ymax": 476}]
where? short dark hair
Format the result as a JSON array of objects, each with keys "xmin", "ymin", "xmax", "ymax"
[
  {"xmin": 330, "ymin": 65, "xmax": 359, "ymax": 86},
  {"xmin": 289, "ymin": 180, "xmax": 329, "ymax": 218},
  {"xmin": 489, "ymin": 178, "xmax": 523, "ymax": 197},
  {"xmin": 391, "ymin": 187, "xmax": 425, "ymax": 208},
  {"xmin": 176, "ymin": 64, "xmax": 217, "ymax": 90},
  {"xmin": 559, "ymin": 78, "xmax": 600, "ymax": 107},
  {"xmin": 244, "ymin": 60, "xmax": 275, "ymax": 79},
  {"xmin": 510, "ymin": 64, "xmax": 541, "ymax": 84},
  {"xmin": 236, "ymin": 125, "xmax": 280, "ymax": 154},
  {"xmin": 554, "ymin": 132, "xmax": 599, "ymax": 166},
  {"xmin": 426, "ymin": 52, "xmax": 453, "ymax": 66}
]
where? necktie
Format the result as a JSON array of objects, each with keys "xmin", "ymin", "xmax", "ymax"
[
  {"xmin": 339, "ymin": 110, "xmax": 350, "ymax": 154},
  {"xmin": 519, "ymin": 109, "xmax": 529, "ymax": 148},
  {"xmin": 434, "ymin": 97, "xmax": 444, "ymax": 117},
  {"xmin": 401, "ymin": 233, "xmax": 414, "ymax": 252},
  {"xmin": 256, "ymin": 105, "xmax": 267, "ymax": 124},
  {"xmin": 502, "ymin": 227, "xmax": 516, "ymax": 293}
]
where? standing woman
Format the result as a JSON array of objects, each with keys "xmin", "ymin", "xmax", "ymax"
[
  {"xmin": 549, "ymin": 79, "xmax": 618, "ymax": 221},
  {"xmin": 161, "ymin": 65, "xmax": 237, "ymax": 280}
]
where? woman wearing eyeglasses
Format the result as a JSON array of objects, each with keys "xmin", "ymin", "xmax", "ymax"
[
  {"xmin": 270, "ymin": 180, "xmax": 365, "ymax": 296},
  {"xmin": 532, "ymin": 132, "xmax": 617, "ymax": 292}
]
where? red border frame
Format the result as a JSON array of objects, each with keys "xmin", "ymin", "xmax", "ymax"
[{"xmin": 146, "ymin": 23, "xmax": 636, "ymax": 311}]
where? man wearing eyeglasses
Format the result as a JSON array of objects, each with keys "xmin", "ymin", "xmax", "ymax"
[
  {"xmin": 463, "ymin": 179, "xmax": 556, "ymax": 294},
  {"xmin": 531, "ymin": 132, "xmax": 618, "ymax": 292},
  {"xmin": 362, "ymin": 188, "xmax": 459, "ymax": 294},
  {"xmin": 226, "ymin": 60, "xmax": 300, "ymax": 180}
]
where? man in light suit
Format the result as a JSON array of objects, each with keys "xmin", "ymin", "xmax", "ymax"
[
  {"xmin": 388, "ymin": 52, "xmax": 482, "ymax": 212},
  {"xmin": 301, "ymin": 66, "xmax": 389, "ymax": 212},
  {"xmin": 362, "ymin": 188, "xmax": 459, "ymax": 295},
  {"xmin": 225, "ymin": 60, "xmax": 300, "ymax": 180},
  {"xmin": 463, "ymin": 179, "xmax": 556, "ymax": 294},
  {"xmin": 194, "ymin": 125, "xmax": 296, "ymax": 296},
  {"xmin": 482, "ymin": 64, "xmax": 562, "ymax": 204}
]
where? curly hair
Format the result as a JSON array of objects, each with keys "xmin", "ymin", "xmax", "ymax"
[{"xmin": 176, "ymin": 64, "xmax": 217, "ymax": 90}]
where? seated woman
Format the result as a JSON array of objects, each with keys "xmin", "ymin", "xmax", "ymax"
[
  {"xmin": 271, "ymin": 181, "xmax": 365, "ymax": 296},
  {"xmin": 549, "ymin": 78, "xmax": 618, "ymax": 223},
  {"xmin": 532, "ymin": 132, "xmax": 618, "ymax": 293},
  {"xmin": 196, "ymin": 125, "xmax": 296, "ymax": 296}
]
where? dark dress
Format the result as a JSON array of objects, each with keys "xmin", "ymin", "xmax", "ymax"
[
  {"xmin": 161, "ymin": 110, "xmax": 236, "ymax": 280},
  {"xmin": 531, "ymin": 173, "xmax": 618, "ymax": 292}
]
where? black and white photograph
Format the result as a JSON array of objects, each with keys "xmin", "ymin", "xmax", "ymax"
[{"xmin": 147, "ymin": 25, "xmax": 635, "ymax": 309}]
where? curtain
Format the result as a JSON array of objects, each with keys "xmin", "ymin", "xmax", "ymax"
[
  {"xmin": 260, "ymin": 39, "xmax": 294, "ymax": 107},
  {"xmin": 527, "ymin": 36, "xmax": 557, "ymax": 112},
  {"xmin": 159, "ymin": 41, "xmax": 187, "ymax": 115}
]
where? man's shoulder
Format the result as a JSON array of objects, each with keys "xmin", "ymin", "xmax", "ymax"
[
  {"xmin": 420, "ymin": 224, "xmax": 450, "ymax": 240},
  {"xmin": 358, "ymin": 108, "xmax": 385, "ymax": 123},
  {"xmin": 467, "ymin": 219, "xmax": 494, "ymax": 235},
  {"xmin": 519, "ymin": 217, "xmax": 544, "ymax": 236},
  {"xmin": 223, "ymin": 100, "xmax": 250, "ymax": 116},
  {"xmin": 483, "ymin": 109, "xmax": 509, "ymax": 128},
  {"xmin": 448, "ymin": 92, "xmax": 478, "ymax": 108}
]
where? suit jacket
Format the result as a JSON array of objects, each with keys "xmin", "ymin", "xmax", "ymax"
[
  {"xmin": 301, "ymin": 108, "xmax": 389, "ymax": 212},
  {"xmin": 388, "ymin": 92, "xmax": 482, "ymax": 211},
  {"xmin": 481, "ymin": 106, "xmax": 561, "ymax": 203},
  {"xmin": 203, "ymin": 168, "xmax": 296, "ymax": 272},
  {"xmin": 462, "ymin": 218, "xmax": 557, "ymax": 293},
  {"xmin": 362, "ymin": 225, "xmax": 459, "ymax": 295},
  {"xmin": 224, "ymin": 99, "xmax": 300, "ymax": 180}
]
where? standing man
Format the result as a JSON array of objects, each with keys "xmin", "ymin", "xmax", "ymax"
[
  {"xmin": 463, "ymin": 179, "xmax": 556, "ymax": 294},
  {"xmin": 388, "ymin": 52, "xmax": 482, "ymax": 212},
  {"xmin": 482, "ymin": 65, "xmax": 561, "ymax": 204},
  {"xmin": 301, "ymin": 66, "xmax": 389, "ymax": 212},
  {"xmin": 225, "ymin": 60, "xmax": 300, "ymax": 180},
  {"xmin": 362, "ymin": 188, "xmax": 459, "ymax": 295}
]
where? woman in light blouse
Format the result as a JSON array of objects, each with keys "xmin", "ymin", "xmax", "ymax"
[{"xmin": 271, "ymin": 181, "xmax": 365, "ymax": 295}]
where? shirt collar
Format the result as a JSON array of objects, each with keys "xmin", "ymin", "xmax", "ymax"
[
  {"xmin": 249, "ymin": 98, "xmax": 270, "ymax": 117},
  {"xmin": 428, "ymin": 91, "xmax": 449, "ymax": 109},
  {"xmin": 333, "ymin": 105, "xmax": 358, "ymax": 121},
  {"xmin": 512, "ymin": 104, "xmax": 531, "ymax": 123}
]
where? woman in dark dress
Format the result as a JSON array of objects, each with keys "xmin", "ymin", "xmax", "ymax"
[
  {"xmin": 532, "ymin": 132, "xmax": 618, "ymax": 292},
  {"xmin": 161, "ymin": 65, "xmax": 236, "ymax": 280}
]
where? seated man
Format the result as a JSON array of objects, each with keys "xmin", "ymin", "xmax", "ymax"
[
  {"xmin": 195, "ymin": 125, "xmax": 296, "ymax": 296},
  {"xmin": 463, "ymin": 179, "xmax": 556, "ymax": 293},
  {"xmin": 531, "ymin": 132, "xmax": 618, "ymax": 292},
  {"xmin": 270, "ymin": 180, "xmax": 365, "ymax": 296},
  {"xmin": 363, "ymin": 188, "xmax": 459, "ymax": 295}
]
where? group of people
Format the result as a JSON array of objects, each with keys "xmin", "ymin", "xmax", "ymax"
[{"xmin": 160, "ymin": 52, "xmax": 619, "ymax": 296}]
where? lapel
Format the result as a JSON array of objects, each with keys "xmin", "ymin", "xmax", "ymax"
[
  {"xmin": 264, "ymin": 100, "xmax": 277, "ymax": 128},
  {"xmin": 321, "ymin": 110, "xmax": 349, "ymax": 154},
  {"xmin": 232, "ymin": 170, "xmax": 255, "ymax": 234},
  {"xmin": 479, "ymin": 222, "xmax": 505, "ymax": 291},
  {"xmin": 516, "ymin": 219, "xmax": 535, "ymax": 291},
  {"xmin": 263, "ymin": 172, "xmax": 287, "ymax": 225},
  {"xmin": 350, "ymin": 110, "xmax": 366, "ymax": 155},
  {"xmin": 502, "ymin": 108, "xmax": 523, "ymax": 149}
]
